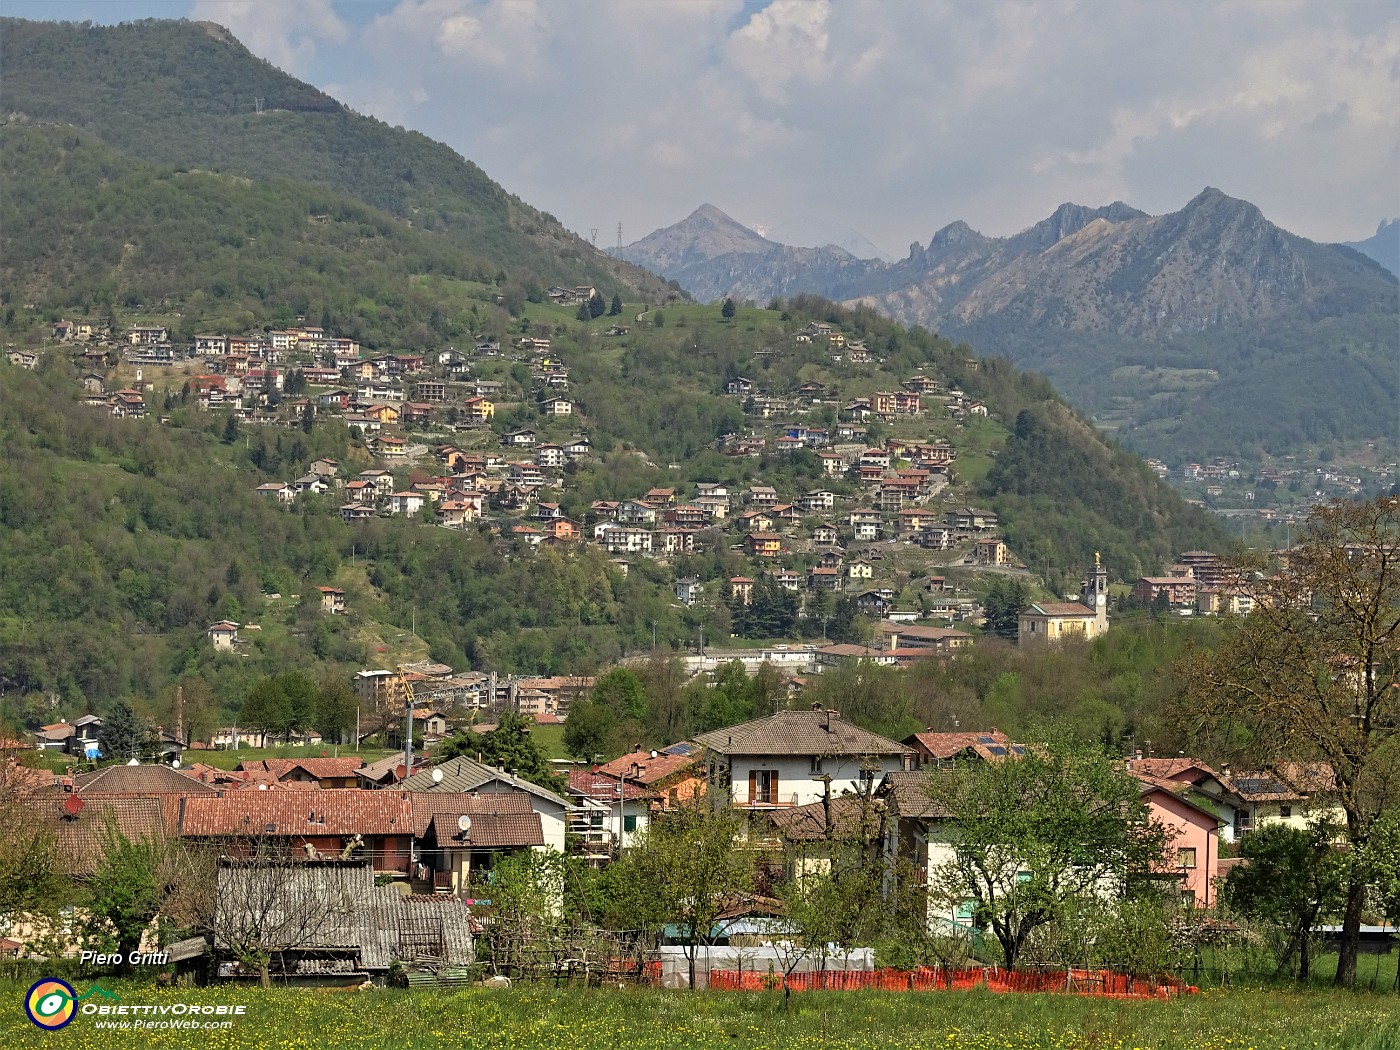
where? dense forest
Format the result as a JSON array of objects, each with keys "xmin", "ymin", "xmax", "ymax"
[{"xmin": 0, "ymin": 17, "xmax": 672, "ymax": 304}]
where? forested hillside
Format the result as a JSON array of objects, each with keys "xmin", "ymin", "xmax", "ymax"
[
  {"xmin": 0, "ymin": 364, "xmax": 684, "ymax": 725},
  {"xmin": 0, "ymin": 17, "xmax": 674, "ymax": 306},
  {"xmin": 0, "ymin": 16, "xmax": 1225, "ymax": 746}
]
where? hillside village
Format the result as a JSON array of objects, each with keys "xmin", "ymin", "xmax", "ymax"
[
  {"xmin": 17, "ymin": 307, "xmax": 1262, "ymax": 686},
  {"xmin": 0, "ymin": 698, "xmax": 1353, "ymax": 985}
]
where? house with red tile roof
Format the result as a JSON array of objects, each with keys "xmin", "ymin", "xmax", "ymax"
[
  {"xmin": 179, "ymin": 792, "xmax": 415, "ymax": 875},
  {"xmin": 237, "ymin": 757, "xmax": 365, "ymax": 790},
  {"xmin": 695, "ymin": 708, "xmax": 913, "ymax": 810}
]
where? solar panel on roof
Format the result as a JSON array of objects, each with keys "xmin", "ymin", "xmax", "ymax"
[
  {"xmin": 986, "ymin": 746, "xmax": 1007, "ymax": 756},
  {"xmin": 977, "ymin": 736, "xmax": 996, "ymax": 744}
]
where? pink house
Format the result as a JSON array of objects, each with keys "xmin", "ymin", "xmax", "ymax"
[{"xmin": 1138, "ymin": 776, "xmax": 1221, "ymax": 908}]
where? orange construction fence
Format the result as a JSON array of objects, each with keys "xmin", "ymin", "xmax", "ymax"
[{"xmin": 706, "ymin": 965, "xmax": 1198, "ymax": 999}]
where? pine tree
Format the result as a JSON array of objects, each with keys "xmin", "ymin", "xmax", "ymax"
[
  {"xmin": 721, "ymin": 298, "xmax": 736, "ymax": 320},
  {"xmin": 608, "ymin": 293, "xmax": 622, "ymax": 316},
  {"xmin": 97, "ymin": 700, "xmax": 149, "ymax": 761}
]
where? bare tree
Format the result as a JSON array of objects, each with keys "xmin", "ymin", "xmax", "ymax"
[
  {"xmin": 211, "ymin": 841, "xmax": 352, "ymax": 987},
  {"xmin": 1176, "ymin": 497, "xmax": 1400, "ymax": 987}
]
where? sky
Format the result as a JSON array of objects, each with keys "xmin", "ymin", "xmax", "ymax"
[{"xmin": 7, "ymin": 0, "xmax": 1399, "ymax": 257}]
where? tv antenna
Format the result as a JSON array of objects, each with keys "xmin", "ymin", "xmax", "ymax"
[{"xmin": 254, "ymin": 97, "xmax": 265, "ymax": 115}]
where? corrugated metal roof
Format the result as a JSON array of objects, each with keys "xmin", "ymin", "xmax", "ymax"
[{"xmin": 214, "ymin": 859, "xmax": 473, "ymax": 972}]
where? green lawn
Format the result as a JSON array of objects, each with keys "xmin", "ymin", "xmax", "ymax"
[{"xmin": 1, "ymin": 982, "xmax": 1396, "ymax": 1049}]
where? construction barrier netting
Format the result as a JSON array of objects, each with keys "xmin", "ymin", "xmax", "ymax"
[{"xmin": 705, "ymin": 965, "xmax": 1198, "ymax": 999}]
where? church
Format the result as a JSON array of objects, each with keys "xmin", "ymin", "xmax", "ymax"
[{"xmin": 1016, "ymin": 555, "xmax": 1110, "ymax": 644}]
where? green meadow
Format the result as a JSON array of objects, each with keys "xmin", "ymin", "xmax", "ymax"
[{"xmin": 2, "ymin": 982, "xmax": 1397, "ymax": 1050}]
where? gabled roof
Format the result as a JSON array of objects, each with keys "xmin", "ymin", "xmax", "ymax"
[
  {"xmin": 1022, "ymin": 602, "xmax": 1096, "ymax": 617},
  {"xmin": 880, "ymin": 770, "xmax": 952, "ymax": 821},
  {"xmin": 596, "ymin": 748, "xmax": 698, "ymax": 787},
  {"xmin": 75, "ymin": 763, "xmax": 218, "ymax": 795},
  {"xmin": 397, "ymin": 756, "xmax": 571, "ymax": 809},
  {"xmin": 237, "ymin": 757, "xmax": 365, "ymax": 781},
  {"xmin": 408, "ymin": 791, "xmax": 533, "ymax": 837},
  {"xmin": 1136, "ymin": 776, "xmax": 1225, "ymax": 823},
  {"xmin": 1223, "ymin": 772, "xmax": 1303, "ymax": 803},
  {"xmin": 695, "ymin": 709, "xmax": 912, "ymax": 758},
  {"xmin": 766, "ymin": 796, "xmax": 882, "ymax": 842},
  {"xmin": 1124, "ymin": 757, "xmax": 1222, "ymax": 784},
  {"xmin": 354, "ymin": 753, "xmax": 418, "ymax": 785}
]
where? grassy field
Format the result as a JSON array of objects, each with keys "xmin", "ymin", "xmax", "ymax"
[{"xmin": 1, "ymin": 981, "xmax": 1397, "ymax": 1049}]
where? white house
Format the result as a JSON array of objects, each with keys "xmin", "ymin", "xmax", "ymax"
[
  {"xmin": 695, "ymin": 707, "xmax": 914, "ymax": 810},
  {"xmin": 387, "ymin": 491, "xmax": 425, "ymax": 517}
]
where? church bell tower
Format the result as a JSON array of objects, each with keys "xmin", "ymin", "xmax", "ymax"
[{"xmin": 1081, "ymin": 552, "xmax": 1109, "ymax": 633}]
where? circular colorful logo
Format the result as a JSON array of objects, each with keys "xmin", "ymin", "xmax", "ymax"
[{"xmin": 25, "ymin": 978, "xmax": 77, "ymax": 1030}]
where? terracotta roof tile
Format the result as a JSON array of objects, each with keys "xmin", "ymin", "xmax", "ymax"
[
  {"xmin": 426, "ymin": 812, "xmax": 544, "ymax": 848},
  {"xmin": 409, "ymin": 791, "xmax": 533, "ymax": 837},
  {"xmin": 596, "ymin": 749, "xmax": 697, "ymax": 786},
  {"xmin": 180, "ymin": 791, "xmax": 413, "ymax": 837}
]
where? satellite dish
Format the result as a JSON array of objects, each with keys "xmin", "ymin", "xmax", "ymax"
[
  {"xmin": 650, "ymin": 750, "xmax": 658, "ymax": 759},
  {"xmin": 63, "ymin": 794, "xmax": 86, "ymax": 817},
  {"xmin": 432, "ymin": 768, "xmax": 444, "ymax": 783},
  {"xmin": 456, "ymin": 814, "xmax": 472, "ymax": 835},
  {"xmin": 127, "ymin": 758, "xmax": 140, "ymax": 766},
  {"xmin": 258, "ymin": 783, "xmax": 269, "ymax": 790},
  {"xmin": 171, "ymin": 759, "xmax": 181, "ymax": 769}
]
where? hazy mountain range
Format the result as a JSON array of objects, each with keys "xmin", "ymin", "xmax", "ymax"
[
  {"xmin": 1343, "ymin": 218, "xmax": 1400, "ymax": 277},
  {"xmin": 620, "ymin": 195, "xmax": 1398, "ymax": 464}
]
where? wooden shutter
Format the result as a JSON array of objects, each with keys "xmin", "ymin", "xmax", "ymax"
[
  {"xmin": 771, "ymin": 770, "xmax": 780, "ymax": 805},
  {"xmin": 748, "ymin": 770, "xmax": 756, "ymax": 805}
]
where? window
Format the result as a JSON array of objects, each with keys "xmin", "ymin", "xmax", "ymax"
[
  {"xmin": 1279, "ymin": 805, "xmax": 1292, "ymax": 819},
  {"xmin": 623, "ymin": 814, "xmax": 638, "ymax": 834},
  {"xmin": 1178, "ymin": 848, "xmax": 1197, "ymax": 869},
  {"xmin": 750, "ymin": 769, "xmax": 779, "ymax": 805},
  {"xmin": 954, "ymin": 899, "xmax": 977, "ymax": 922}
]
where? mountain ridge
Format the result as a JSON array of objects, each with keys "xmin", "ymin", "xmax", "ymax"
[{"xmin": 623, "ymin": 193, "xmax": 1397, "ymax": 464}]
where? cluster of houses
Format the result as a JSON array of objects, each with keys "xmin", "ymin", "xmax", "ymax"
[{"xmin": 1, "ymin": 703, "xmax": 1344, "ymax": 982}]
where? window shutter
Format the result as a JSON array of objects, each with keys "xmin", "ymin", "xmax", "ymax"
[
  {"xmin": 748, "ymin": 770, "xmax": 756, "ymax": 805},
  {"xmin": 772, "ymin": 770, "xmax": 780, "ymax": 805}
]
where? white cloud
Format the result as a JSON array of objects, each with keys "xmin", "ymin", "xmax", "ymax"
[
  {"xmin": 189, "ymin": 0, "xmax": 346, "ymax": 77},
  {"xmin": 201, "ymin": 0, "xmax": 1400, "ymax": 248}
]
